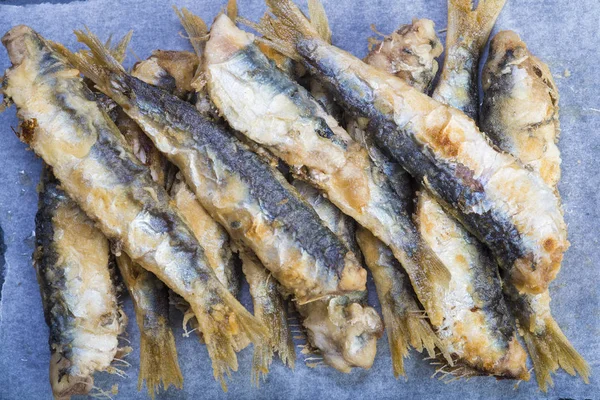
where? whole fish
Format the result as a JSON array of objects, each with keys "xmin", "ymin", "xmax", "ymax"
[
  {"xmin": 203, "ymin": 13, "xmax": 450, "ymax": 327},
  {"xmin": 256, "ymin": 0, "xmax": 568, "ymax": 296},
  {"xmin": 481, "ymin": 30, "xmax": 589, "ymax": 390},
  {"xmin": 62, "ymin": 28, "xmax": 367, "ymax": 304},
  {"xmin": 2, "ymin": 26, "xmax": 266, "ymax": 386},
  {"xmin": 432, "ymin": 0, "xmax": 506, "ymax": 120},
  {"xmin": 359, "ymin": 8, "xmax": 527, "ymax": 379},
  {"xmin": 34, "ymin": 167, "xmax": 126, "ymax": 399},
  {"xmin": 133, "ymin": 27, "xmax": 296, "ymax": 379},
  {"xmin": 292, "ymin": 180, "xmax": 383, "ymax": 372}
]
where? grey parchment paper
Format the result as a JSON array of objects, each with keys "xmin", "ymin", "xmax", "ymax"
[{"xmin": 0, "ymin": 0, "xmax": 599, "ymax": 398}]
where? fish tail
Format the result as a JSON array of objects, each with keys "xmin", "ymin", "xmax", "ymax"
[
  {"xmin": 307, "ymin": 0, "xmax": 332, "ymax": 44},
  {"xmin": 53, "ymin": 28, "xmax": 129, "ymax": 101},
  {"xmin": 447, "ymin": 0, "xmax": 506, "ymax": 52},
  {"xmin": 173, "ymin": 7, "xmax": 208, "ymax": 59},
  {"xmin": 247, "ymin": 0, "xmax": 322, "ymax": 61},
  {"xmin": 407, "ymin": 312, "xmax": 452, "ymax": 365},
  {"xmin": 522, "ymin": 316, "xmax": 590, "ymax": 392},
  {"xmin": 108, "ymin": 31, "xmax": 133, "ymax": 64},
  {"xmin": 380, "ymin": 303, "xmax": 410, "ymax": 378},
  {"xmin": 226, "ymin": 0, "xmax": 238, "ymax": 21},
  {"xmin": 138, "ymin": 321, "xmax": 184, "ymax": 398},
  {"xmin": 192, "ymin": 287, "xmax": 269, "ymax": 390},
  {"xmin": 250, "ymin": 342, "xmax": 272, "ymax": 387},
  {"xmin": 409, "ymin": 242, "xmax": 451, "ymax": 326},
  {"xmin": 382, "ymin": 294, "xmax": 450, "ymax": 378}
]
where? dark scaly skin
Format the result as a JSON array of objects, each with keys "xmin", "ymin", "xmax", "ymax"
[
  {"xmin": 35, "ymin": 168, "xmax": 124, "ymax": 399},
  {"xmin": 482, "ymin": 31, "xmax": 589, "ymax": 390},
  {"xmin": 2, "ymin": 26, "xmax": 264, "ymax": 386},
  {"xmin": 62, "ymin": 30, "xmax": 366, "ymax": 303}
]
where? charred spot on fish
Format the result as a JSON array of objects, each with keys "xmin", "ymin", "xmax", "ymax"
[
  {"xmin": 314, "ymin": 118, "xmax": 335, "ymax": 140},
  {"xmin": 18, "ymin": 118, "xmax": 37, "ymax": 144},
  {"xmin": 532, "ymin": 65, "xmax": 543, "ymax": 78},
  {"xmin": 155, "ymin": 72, "xmax": 177, "ymax": 93},
  {"xmin": 454, "ymin": 163, "xmax": 484, "ymax": 193},
  {"xmin": 230, "ymin": 221, "xmax": 242, "ymax": 229}
]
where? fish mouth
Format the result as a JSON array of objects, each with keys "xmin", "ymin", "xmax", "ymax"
[{"xmin": 49, "ymin": 352, "xmax": 94, "ymax": 400}]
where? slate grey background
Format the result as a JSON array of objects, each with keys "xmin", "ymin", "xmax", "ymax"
[{"xmin": 0, "ymin": 0, "xmax": 598, "ymax": 399}]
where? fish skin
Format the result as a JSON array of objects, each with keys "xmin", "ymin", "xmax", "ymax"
[
  {"xmin": 205, "ymin": 14, "xmax": 449, "ymax": 326},
  {"xmin": 34, "ymin": 168, "xmax": 124, "ymax": 399},
  {"xmin": 481, "ymin": 31, "xmax": 589, "ymax": 390},
  {"xmin": 432, "ymin": 0, "xmax": 507, "ymax": 120},
  {"xmin": 2, "ymin": 26, "xmax": 265, "ymax": 385},
  {"xmin": 61, "ymin": 28, "xmax": 366, "ymax": 303},
  {"xmin": 358, "ymin": 9, "xmax": 527, "ymax": 379},
  {"xmin": 258, "ymin": 0, "xmax": 567, "ymax": 295}
]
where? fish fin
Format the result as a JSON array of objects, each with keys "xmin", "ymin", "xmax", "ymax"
[
  {"xmin": 307, "ymin": 0, "xmax": 332, "ymax": 44},
  {"xmin": 521, "ymin": 316, "xmax": 590, "ymax": 392},
  {"xmin": 447, "ymin": 0, "xmax": 506, "ymax": 52},
  {"xmin": 245, "ymin": 0, "xmax": 322, "ymax": 61},
  {"xmin": 108, "ymin": 31, "xmax": 133, "ymax": 64},
  {"xmin": 173, "ymin": 7, "xmax": 209, "ymax": 86},
  {"xmin": 173, "ymin": 7, "xmax": 208, "ymax": 59},
  {"xmin": 191, "ymin": 286, "xmax": 269, "ymax": 390},
  {"xmin": 53, "ymin": 28, "xmax": 128, "ymax": 101},
  {"xmin": 138, "ymin": 318, "xmax": 184, "ymax": 398},
  {"xmin": 226, "ymin": 0, "xmax": 238, "ymax": 21}
]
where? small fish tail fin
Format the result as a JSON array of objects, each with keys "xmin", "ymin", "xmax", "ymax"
[
  {"xmin": 522, "ymin": 316, "xmax": 590, "ymax": 392},
  {"xmin": 108, "ymin": 31, "xmax": 133, "ymax": 64},
  {"xmin": 247, "ymin": 0, "xmax": 322, "ymax": 61},
  {"xmin": 379, "ymin": 301, "xmax": 411, "ymax": 378},
  {"xmin": 307, "ymin": 0, "xmax": 332, "ymax": 44},
  {"xmin": 447, "ymin": 0, "xmax": 507, "ymax": 52},
  {"xmin": 250, "ymin": 343, "xmax": 273, "ymax": 387},
  {"xmin": 192, "ymin": 286, "xmax": 269, "ymax": 390},
  {"xmin": 173, "ymin": 7, "xmax": 208, "ymax": 59},
  {"xmin": 407, "ymin": 241, "xmax": 451, "ymax": 326},
  {"xmin": 226, "ymin": 0, "xmax": 238, "ymax": 21},
  {"xmin": 54, "ymin": 28, "xmax": 129, "ymax": 100},
  {"xmin": 407, "ymin": 312, "xmax": 452, "ymax": 365},
  {"xmin": 138, "ymin": 321, "xmax": 184, "ymax": 398}
]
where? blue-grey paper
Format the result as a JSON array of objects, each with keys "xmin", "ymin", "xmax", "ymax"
[{"xmin": 0, "ymin": 0, "xmax": 598, "ymax": 399}]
